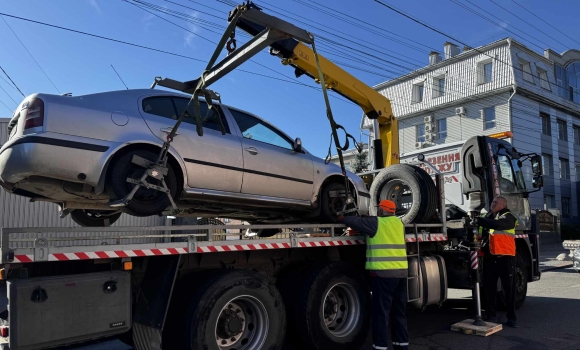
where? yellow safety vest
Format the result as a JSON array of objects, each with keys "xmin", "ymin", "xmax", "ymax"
[{"xmin": 366, "ymin": 216, "xmax": 408, "ymax": 273}]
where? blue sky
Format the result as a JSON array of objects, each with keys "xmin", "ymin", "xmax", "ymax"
[{"xmin": 0, "ymin": 0, "xmax": 578, "ymax": 159}]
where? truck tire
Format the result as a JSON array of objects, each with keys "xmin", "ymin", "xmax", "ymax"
[
  {"xmin": 279, "ymin": 262, "xmax": 370, "ymax": 350},
  {"xmin": 182, "ymin": 269, "xmax": 286, "ymax": 350},
  {"xmin": 106, "ymin": 149, "xmax": 178, "ymax": 217},
  {"xmin": 70, "ymin": 209, "xmax": 122, "ymax": 227},
  {"xmin": 369, "ymin": 164, "xmax": 436, "ymax": 223}
]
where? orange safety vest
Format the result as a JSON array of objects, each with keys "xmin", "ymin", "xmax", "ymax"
[{"xmin": 487, "ymin": 211, "xmax": 517, "ymax": 256}]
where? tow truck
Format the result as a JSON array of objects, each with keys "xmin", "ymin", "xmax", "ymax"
[{"xmin": 0, "ymin": 3, "xmax": 542, "ymax": 350}]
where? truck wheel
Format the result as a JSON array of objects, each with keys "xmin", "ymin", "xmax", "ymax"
[
  {"xmin": 183, "ymin": 269, "xmax": 286, "ymax": 350},
  {"xmin": 106, "ymin": 149, "xmax": 178, "ymax": 217},
  {"xmin": 279, "ymin": 262, "xmax": 370, "ymax": 350},
  {"xmin": 70, "ymin": 209, "xmax": 122, "ymax": 227},
  {"xmin": 369, "ymin": 164, "xmax": 435, "ymax": 223},
  {"xmin": 498, "ymin": 254, "xmax": 528, "ymax": 310}
]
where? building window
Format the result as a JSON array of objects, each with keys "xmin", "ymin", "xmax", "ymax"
[
  {"xmin": 556, "ymin": 64, "xmax": 569, "ymax": 99},
  {"xmin": 542, "ymin": 153, "xmax": 553, "ymax": 176},
  {"xmin": 412, "ymin": 83, "xmax": 424, "ymax": 103},
  {"xmin": 437, "ymin": 118, "xmax": 447, "ymax": 139},
  {"xmin": 574, "ymin": 125, "xmax": 580, "ymax": 145},
  {"xmin": 562, "ymin": 196, "xmax": 571, "ymax": 218},
  {"xmin": 416, "ymin": 124, "xmax": 425, "ymax": 142},
  {"xmin": 518, "ymin": 59, "xmax": 534, "ymax": 83},
  {"xmin": 541, "ymin": 112, "xmax": 551, "ymax": 136},
  {"xmin": 544, "ymin": 194, "xmax": 555, "ymax": 209},
  {"xmin": 223, "ymin": 218, "xmax": 230, "ymax": 223},
  {"xmin": 478, "ymin": 61, "xmax": 493, "ymax": 84},
  {"xmin": 559, "ymin": 157, "xmax": 570, "ymax": 180},
  {"xmin": 576, "ymin": 163, "xmax": 580, "ymax": 180},
  {"xmin": 557, "ymin": 119, "xmax": 567, "ymax": 141},
  {"xmin": 483, "ymin": 107, "xmax": 495, "ymax": 130},
  {"xmin": 537, "ymin": 67, "xmax": 551, "ymax": 90},
  {"xmin": 433, "ymin": 76, "xmax": 445, "ymax": 98}
]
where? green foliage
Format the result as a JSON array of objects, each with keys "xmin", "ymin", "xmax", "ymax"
[{"xmin": 350, "ymin": 142, "xmax": 369, "ymax": 174}]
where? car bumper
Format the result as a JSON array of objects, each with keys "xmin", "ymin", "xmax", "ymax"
[{"xmin": 0, "ymin": 133, "xmax": 114, "ymax": 187}]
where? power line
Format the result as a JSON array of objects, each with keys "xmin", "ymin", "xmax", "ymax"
[
  {"xmin": 0, "ymin": 83, "xmax": 17, "ymax": 105},
  {"xmin": 1, "ymin": 15, "xmax": 60, "ymax": 94},
  {"xmin": 0, "ymin": 98, "xmax": 12, "ymax": 113},
  {"xmin": 511, "ymin": 0, "xmax": 580, "ymax": 48},
  {"xmin": 0, "ymin": 65, "xmax": 24, "ymax": 97},
  {"xmin": 487, "ymin": 0, "xmax": 569, "ymax": 50},
  {"xmin": 111, "ymin": 65, "xmax": 129, "ymax": 90}
]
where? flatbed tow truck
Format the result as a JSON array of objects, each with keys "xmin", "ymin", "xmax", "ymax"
[{"xmin": 0, "ymin": 3, "xmax": 542, "ymax": 350}]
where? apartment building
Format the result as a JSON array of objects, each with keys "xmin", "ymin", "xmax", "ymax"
[{"xmin": 362, "ymin": 39, "xmax": 580, "ymax": 223}]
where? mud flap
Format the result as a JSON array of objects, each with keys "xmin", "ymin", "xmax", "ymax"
[{"xmin": 132, "ymin": 255, "xmax": 181, "ymax": 350}]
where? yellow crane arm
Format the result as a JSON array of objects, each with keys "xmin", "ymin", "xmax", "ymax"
[{"xmin": 281, "ymin": 41, "xmax": 399, "ymax": 167}]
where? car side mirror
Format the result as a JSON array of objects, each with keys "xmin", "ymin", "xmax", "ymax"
[
  {"xmin": 531, "ymin": 155, "xmax": 543, "ymax": 175},
  {"xmin": 293, "ymin": 138, "xmax": 303, "ymax": 153},
  {"xmin": 532, "ymin": 175, "xmax": 543, "ymax": 189}
]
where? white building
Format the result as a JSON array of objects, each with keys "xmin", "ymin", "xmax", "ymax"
[{"xmin": 362, "ymin": 38, "xmax": 580, "ymax": 223}]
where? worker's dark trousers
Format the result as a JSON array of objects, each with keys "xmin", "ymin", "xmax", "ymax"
[
  {"xmin": 371, "ymin": 277, "xmax": 408, "ymax": 350},
  {"xmin": 483, "ymin": 256, "xmax": 516, "ymax": 322}
]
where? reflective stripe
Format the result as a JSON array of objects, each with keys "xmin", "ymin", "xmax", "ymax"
[
  {"xmin": 392, "ymin": 342, "xmax": 409, "ymax": 346},
  {"xmin": 367, "ymin": 244, "xmax": 407, "ymax": 249},
  {"xmin": 373, "ymin": 345, "xmax": 388, "ymax": 350},
  {"xmin": 366, "ymin": 256, "xmax": 408, "ymax": 262}
]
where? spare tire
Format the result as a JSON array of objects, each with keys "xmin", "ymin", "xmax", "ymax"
[{"xmin": 369, "ymin": 164, "xmax": 436, "ymax": 223}]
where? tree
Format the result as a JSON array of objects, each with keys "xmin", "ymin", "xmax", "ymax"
[{"xmin": 350, "ymin": 142, "xmax": 369, "ymax": 173}]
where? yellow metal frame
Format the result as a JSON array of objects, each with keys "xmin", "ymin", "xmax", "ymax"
[{"xmin": 284, "ymin": 42, "xmax": 399, "ymax": 167}]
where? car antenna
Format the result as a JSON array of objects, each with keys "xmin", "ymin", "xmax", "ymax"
[{"xmin": 111, "ymin": 64, "xmax": 129, "ymax": 90}]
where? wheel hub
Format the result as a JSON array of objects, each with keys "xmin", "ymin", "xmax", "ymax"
[
  {"xmin": 322, "ymin": 283, "xmax": 360, "ymax": 338},
  {"xmin": 516, "ymin": 266, "xmax": 525, "ymax": 293},
  {"xmin": 216, "ymin": 303, "xmax": 245, "ymax": 343}
]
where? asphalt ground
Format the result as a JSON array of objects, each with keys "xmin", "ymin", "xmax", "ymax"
[{"xmin": 32, "ymin": 242, "xmax": 580, "ymax": 350}]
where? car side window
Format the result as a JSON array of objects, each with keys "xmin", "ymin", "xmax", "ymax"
[
  {"xmin": 142, "ymin": 97, "xmax": 177, "ymax": 120},
  {"xmin": 172, "ymin": 98, "xmax": 230, "ymax": 134},
  {"xmin": 229, "ymin": 109, "xmax": 293, "ymax": 150}
]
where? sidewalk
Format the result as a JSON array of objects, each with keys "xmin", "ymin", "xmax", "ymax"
[{"xmin": 538, "ymin": 240, "xmax": 574, "ymax": 271}]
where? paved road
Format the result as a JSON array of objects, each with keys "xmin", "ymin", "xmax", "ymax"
[{"xmin": 64, "ymin": 243, "xmax": 580, "ymax": 350}]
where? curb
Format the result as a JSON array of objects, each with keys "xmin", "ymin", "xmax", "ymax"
[{"xmin": 540, "ymin": 262, "xmax": 574, "ymax": 272}]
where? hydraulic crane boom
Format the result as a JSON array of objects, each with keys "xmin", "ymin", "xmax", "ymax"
[{"xmin": 154, "ymin": 2, "xmax": 399, "ymax": 168}]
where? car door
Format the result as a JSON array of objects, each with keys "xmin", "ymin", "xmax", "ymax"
[
  {"xmin": 225, "ymin": 107, "xmax": 314, "ymax": 201},
  {"xmin": 138, "ymin": 95, "xmax": 243, "ymax": 193}
]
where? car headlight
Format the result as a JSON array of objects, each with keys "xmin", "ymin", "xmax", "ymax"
[{"xmin": 574, "ymin": 249, "xmax": 580, "ymax": 257}]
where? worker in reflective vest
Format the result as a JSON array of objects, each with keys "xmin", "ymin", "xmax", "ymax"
[
  {"xmin": 473, "ymin": 195, "xmax": 519, "ymax": 328},
  {"xmin": 338, "ymin": 199, "xmax": 408, "ymax": 350}
]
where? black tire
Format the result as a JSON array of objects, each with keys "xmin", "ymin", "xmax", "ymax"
[
  {"xmin": 498, "ymin": 254, "xmax": 528, "ymax": 310},
  {"xmin": 369, "ymin": 164, "xmax": 435, "ymax": 224},
  {"xmin": 279, "ymin": 262, "xmax": 370, "ymax": 350},
  {"xmin": 181, "ymin": 269, "xmax": 286, "ymax": 350},
  {"xmin": 106, "ymin": 150, "xmax": 178, "ymax": 217},
  {"xmin": 320, "ymin": 182, "xmax": 357, "ymax": 223},
  {"xmin": 70, "ymin": 209, "xmax": 122, "ymax": 227}
]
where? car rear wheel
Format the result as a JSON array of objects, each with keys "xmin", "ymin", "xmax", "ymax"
[
  {"xmin": 106, "ymin": 150, "xmax": 178, "ymax": 217},
  {"xmin": 70, "ymin": 209, "xmax": 122, "ymax": 227}
]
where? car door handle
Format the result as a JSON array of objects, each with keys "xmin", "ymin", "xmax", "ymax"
[
  {"xmin": 161, "ymin": 127, "xmax": 179, "ymax": 135},
  {"xmin": 244, "ymin": 147, "xmax": 259, "ymax": 155}
]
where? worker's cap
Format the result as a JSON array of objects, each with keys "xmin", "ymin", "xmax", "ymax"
[{"xmin": 378, "ymin": 200, "xmax": 396, "ymax": 213}]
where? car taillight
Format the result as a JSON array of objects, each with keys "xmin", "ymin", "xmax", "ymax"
[
  {"xmin": 24, "ymin": 98, "xmax": 44, "ymax": 130},
  {"xmin": 0, "ymin": 326, "xmax": 8, "ymax": 338}
]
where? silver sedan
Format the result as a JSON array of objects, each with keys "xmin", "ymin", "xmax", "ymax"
[{"xmin": 0, "ymin": 89, "xmax": 369, "ymax": 230}]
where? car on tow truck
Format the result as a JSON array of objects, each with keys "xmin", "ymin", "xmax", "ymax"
[{"xmin": 0, "ymin": 90, "xmax": 369, "ymax": 230}]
